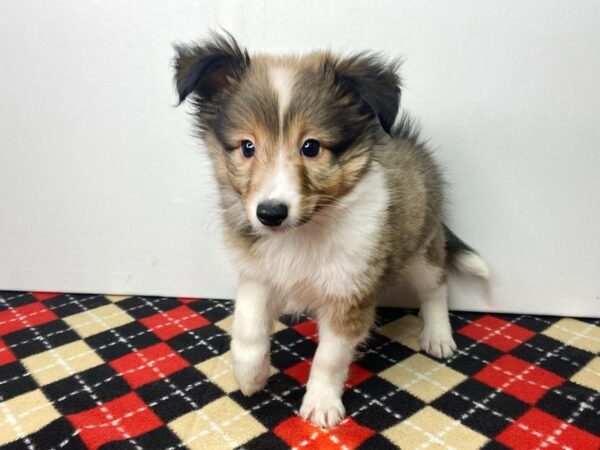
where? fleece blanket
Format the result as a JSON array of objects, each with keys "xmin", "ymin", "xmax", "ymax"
[{"xmin": 0, "ymin": 291, "xmax": 598, "ymax": 449}]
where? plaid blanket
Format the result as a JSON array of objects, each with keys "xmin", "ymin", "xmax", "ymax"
[{"xmin": 0, "ymin": 291, "xmax": 598, "ymax": 449}]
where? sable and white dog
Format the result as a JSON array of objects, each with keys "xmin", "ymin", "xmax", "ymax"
[{"xmin": 173, "ymin": 33, "xmax": 489, "ymax": 428}]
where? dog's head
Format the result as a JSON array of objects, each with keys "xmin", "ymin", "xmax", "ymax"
[{"xmin": 174, "ymin": 33, "xmax": 400, "ymax": 234}]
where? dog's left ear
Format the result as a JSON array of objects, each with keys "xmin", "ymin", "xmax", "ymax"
[
  {"xmin": 329, "ymin": 53, "xmax": 401, "ymax": 133},
  {"xmin": 173, "ymin": 32, "xmax": 250, "ymax": 105}
]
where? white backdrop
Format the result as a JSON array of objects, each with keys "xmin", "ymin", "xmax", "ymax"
[{"xmin": 0, "ymin": 1, "xmax": 598, "ymax": 316}]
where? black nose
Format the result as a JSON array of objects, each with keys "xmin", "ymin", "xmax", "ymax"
[{"xmin": 256, "ymin": 201, "xmax": 288, "ymax": 227}]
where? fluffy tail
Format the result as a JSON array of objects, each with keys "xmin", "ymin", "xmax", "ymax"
[{"xmin": 444, "ymin": 225, "xmax": 490, "ymax": 278}]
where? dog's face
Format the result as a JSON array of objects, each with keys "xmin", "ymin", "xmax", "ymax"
[{"xmin": 174, "ymin": 34, "xmax": 400, "ymax": 235}]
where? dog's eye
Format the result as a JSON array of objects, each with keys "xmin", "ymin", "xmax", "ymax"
[
  {"xmin": 300, "ymin": 139, "xmax": 321, "ymax": 158},
  {"xmin": 241, "ymin": 140, "xmax": 255, "ymax": 158}
]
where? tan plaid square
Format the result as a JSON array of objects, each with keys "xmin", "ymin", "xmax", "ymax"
[
  {"xmin": 64, "ymin": 304, "xmax": 134, "ymax": 338},
  {"xmin": 571, "ymin": 356, "xmax": 600, "ymax": 391},
  {"xmin": 380, "ymin": 353, "xmax": 466, "ymax": 402},
  {"xmin": 378, "ymin": 314, "xmax": 421, "ymax": 351},
  {"xmin": 22, "ymin": 340, "xmax": 103, "ymax": 386},
  {"xmin": 0, "ymin": 389, "xmax": 60, "ymax": 446},
  {"xmin": 195, "ymin": 350, "xmax": 277, "ymax": 393},
  {"xmin": 168, "ymin": 396, "xmax": 266, "ymax": 449},
  {"xmin": 384, "ymin": 406, "xmax": 489, "ymax": 449},
  {"xmin": 542, "ymin": 318, "xmax": 600, "ymax": 353}
]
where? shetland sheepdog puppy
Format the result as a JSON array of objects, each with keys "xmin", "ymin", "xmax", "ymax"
[{"xmin": 173, "ymin": 33, "xmax": 489, "ymax": 428}]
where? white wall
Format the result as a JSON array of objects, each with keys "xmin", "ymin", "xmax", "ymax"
[{"xmin": 0, "ymin": 1, "xmax": 598, "ymax": 316}]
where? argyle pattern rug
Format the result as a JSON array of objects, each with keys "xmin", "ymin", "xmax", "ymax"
[{"xmin": 0, "ymin": 291, "xmax": 598, "ymax": 450}]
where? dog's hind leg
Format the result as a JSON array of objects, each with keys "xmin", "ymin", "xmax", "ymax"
[{"xmin": 408, "ymin": 234, "xmax": 457, "ymax": 359}]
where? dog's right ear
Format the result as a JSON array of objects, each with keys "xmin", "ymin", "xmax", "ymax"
[{"xmin": 173, "ymin": 33, "xmax": 250, "ymax": 104}]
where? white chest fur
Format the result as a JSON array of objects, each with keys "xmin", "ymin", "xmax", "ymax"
[{"xmin": 232, "ymin": 163, "xmax": 390, "ymax": 311}]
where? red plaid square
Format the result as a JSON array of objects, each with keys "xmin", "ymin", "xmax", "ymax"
[
  {"xmin": 177, "ymin": 297, "xmax": 200, "ymax": 304},
  {"xmin": 474, "ymin": 354, "xmax": 564, "ymax": 404},
  {"xmin": 0, "ymin": 302, "xmax": 58, "ymax": 336},
  {"xmin": 110, "ymin": 342, "xmax": 189, "ymax": 388},
  {"xmin": 458, "ymin": 315, "xmax": 535, "ymax": 352},
  {"xmin": 0, "ymin": 338, "xmax": 16, "ymax": 365},
  {"xmin": 140, "ymin": 305, "xmax": 209, "ymax": 340},
  {"xmin": 67, "ymin": 392, "xmax": 162, "ymax": 450},
  {"xmin": 31, "ymin": 292, "xmax": 62, "ymax": 301},
  {"xmin": 497, "ymin": 408, "xmax": 600, "ymax": 450},
  {"xmin": 284, "ymin": 360, "xmax": 372, "ymax": 388},
  {"xmin": 293, "ymin": 320, "xmax": 318, "ymax": 341},
  {"xmin": 274, "ymin": 416, "xmax": 374, "ymax": 449}
]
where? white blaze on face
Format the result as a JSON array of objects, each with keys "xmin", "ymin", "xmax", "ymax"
[
  {"xmin": 248, "ymin": 64, "xmax": 300, "ymax": 229},
  {"xmin": 268, "ymin": 65, "xmax": 294, "ymax": 126},
  {"xmin": 253, "ymin": 151, "xmax": 300, "ymax": 228}
]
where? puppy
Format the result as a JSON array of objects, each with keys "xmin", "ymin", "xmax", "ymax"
[{"xmin": 173, "ymin": 33, "xmax": 489, "ymax": 428}]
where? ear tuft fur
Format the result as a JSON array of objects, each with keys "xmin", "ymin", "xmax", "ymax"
[
  {"xmin": 173, "ymin": 31, "xmax": 250, "ymax": 104},
  {"xmin": 326, "ymin": 52, "xmax": 402, "ymax": 133}
]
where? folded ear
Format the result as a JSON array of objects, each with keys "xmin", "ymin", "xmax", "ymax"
[
  {"xmin": 329, "ymin": 53, "xmax": 401, "ymax": 133},
  {"xmin": 173, "ymin": 32, "xmax": 250, "ymax": 104}
]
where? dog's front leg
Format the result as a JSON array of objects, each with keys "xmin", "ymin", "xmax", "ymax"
[
  {"xmin": 300, "ymin": 302, "xmax": 374, "ymax": 428},
  {"xmin": 231, "ymin": 276, "xmax": 273, "ymax": 396}
]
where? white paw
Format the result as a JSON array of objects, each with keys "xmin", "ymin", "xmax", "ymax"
[
  {"xmin": 300, "ymin": 388, "xmax": 345, "ymax": 428},
  {"xmin": 420, "ymin": 327, "xmax": 457, "ymax": 359},
  {"xmin": 233, "ymin": 351, "xmax": 270, "ymax": 396}
]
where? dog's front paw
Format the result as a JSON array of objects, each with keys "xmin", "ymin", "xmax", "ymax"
[
  {"xmin": 300, "ymin": 388, "xmax": 345, "ymax": 428},
  {"xmin": 233, "ymin": 351, "xmax": 270, "ymax": 396},
  {"xmin": 420, "ymin": 327, "xmax": 457, "ymax": 359}
]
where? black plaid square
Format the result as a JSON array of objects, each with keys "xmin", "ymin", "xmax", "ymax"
[
  {"xmin": 510, "ymin": 333, "xmax": 596, "ymax": 379},
  {"xmin": 1, "ymin": 290, "xmax": 598, "ymax": 450},
  {"xmin": 431, "ymin": 378, "xmax": 528, "ymax": 438},
  {"xmin": 270, "ymin": 329, "xmax": 317, "ymax": 370},
  {"xmin": 0, "ymin": 361, "xmax": 38, "ymax": 401},
  {"xmin": 42, "ymin": 364, "xmax": 131, "ymax": 415},
  {"xmin": 3, "ymin": 319, "xmax": 80, "ymax": 359},
  {"xmin": 43, "ymin": 293, "xmax": 110, "ymax": 318},
  {"xmin": 166, "ymin": 323, "xmax": 230, "ymax": 365},
  {"xmin": 230, "ymin": 372, "xmax": 304, "ymax": 429},
  {"xmin": 117, "ymin": 296, "xmax": 182, "ymax": 320},
  {"xmin": 85, "ymin": 321, "xmax": 161, "ymax": 361},
  {"xmin": 446, "ymin": 334, "xmax": 503, "ymax": 376},
  {"xmin": 187, "ymin": 299, "xmax": 232, "ymax": 323},
  {"xmin": 136, "ymin": 366, "xmax": 224, "ymax": 423},
  {"xmin": 347, "ymin": 376, "xmax": 424, "ymax": 431},
  {"xmin": 0, "ymin": 292, "xmax": 38, "ymax": 310},
  {"xmin": 536, "ymin": 381, "xmax": 600, "ymax": 436}
]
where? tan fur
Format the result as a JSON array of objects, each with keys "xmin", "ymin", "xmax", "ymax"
[{"xmin": 173, "ymin": 34, "xmax": 484, "ymax": 427}]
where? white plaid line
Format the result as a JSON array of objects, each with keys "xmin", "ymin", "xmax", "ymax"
[
  {"xmin": 0, "ymin": 294, "xmax": 229, "ymax": 344},
  {"xmin": 169, "ymin": 385, "xmax": 306, "ymax": 450},
  {"xmin": 1, "ymin": 296, "xmax": 96, "ymax": 450},
  {"xmin": 464, "ymin": 317, "xmax": 600, "ymax": 375},
  {"xmin": 365, "ymin": 312, "xmax": 596, "ymax": 413},
  {"xmin": 532, "ymin": 316, "xmax": 600, "ymax": 342},
  {"xmin": 0, "ymin": 297, "xmax": 231, "ymax": 385},
  {"xmin": 0, "ymin": 294, "xmax": 105, "ymax": 327},
  {"xmin": 293, "ymin": 431, "xmax": 320, "ymax": 449},
  {"xmin": 0, "ymin": 329, "xmax": 228, "ymax": 390},
  {"xmin": 416, "ymin": 318, "xmax": 600, "ymax": 450},
  {"xmin": 537, "ymin": 389, "xmax": 600, "ymax": 450},
  {"xmin": 0, "ymin": 392, "xmax": 33, "ymax": 450},
  {"xmin": 350, "ymin": 381, "xmax": 571, "ymax": 450},
  {"xmin": 351, "ymin": 323, "xmax": 590, "ymax": 447},
  {"xmin": 47, "ymin": 371, "xmax": 231, "ymax": 449},
  {"xmin": 11, "ymin": 335, "xmax": 228, "ymax": 421},
  {"xmin": 291, "ymin": 423, "xmax": 353, "ymax": 450},
  {"xmin": 0, "ymin": 292, "xmax": 32, "ymax": 302},
  {"xmin": 41, "ymin": 304, "xmax": 317, "ymax": 449},
  {"xmin": 59, "ymin": 294, "xmax": 145, "ymax": 449},
  {"xmin": 132, "ymin": 296, "xmax": 240, "ymax": 449},
  {"xmin": 0, "ymin": 298, "xmax": 155, "ymax": 355}
]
